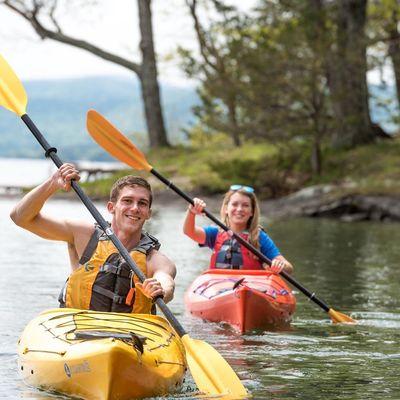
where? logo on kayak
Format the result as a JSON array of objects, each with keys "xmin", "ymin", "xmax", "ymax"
[{"xmin": 64, "ymin": 360, "xmax": 91, "ymax": 378}]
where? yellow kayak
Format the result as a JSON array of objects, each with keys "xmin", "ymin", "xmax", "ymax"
[{"xmin": 17, "ymin": 308, "xmax": 187, "ymax": 400}]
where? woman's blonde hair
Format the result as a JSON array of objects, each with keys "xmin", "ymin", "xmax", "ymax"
[{"xmin": 219, "ymin": 188, "xmax": 261, "ymax": 248}]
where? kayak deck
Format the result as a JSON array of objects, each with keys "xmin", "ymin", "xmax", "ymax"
[
  {"xmin": 18, "ymin": 308, "xmax": 187, "ymax": 400},
  {"xmin": 185, "ymin": 269, "xmax": 296, "ymax": 333}
]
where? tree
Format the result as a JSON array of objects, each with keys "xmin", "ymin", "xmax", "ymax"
[
  {"xmin": 368, "ymin": 0, "xmax": 400, "ymax": 111},
  {"xmin": 243, "ymin": 0, "xmax": 334, "ymax": 175},
  {"xmin": 324, "ymin": 0, "xmax": 383, "ymax": 148},
  {"xmin": 1, "ymin": 0, "xmax": 170, "ymax": 148},
  {"xmin": 386, "ymin": 4, "xmax": 400, "ymax": 108},
  {"xmin": 266, "ymin": 0, "xmax": 390, "ymax": 149},
  {"xmin": 182, "ymin": 0, "xmax": 334, "ymax": 174},
  {"xmin": 181, "ymin": 0, "xmax": 246, "ymax": 147},
  {"xmin": 181, "ymin": 0, "xmax": 391, "ymax": 177}
]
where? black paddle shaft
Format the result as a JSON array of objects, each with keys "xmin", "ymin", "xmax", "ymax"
[
  {"xmin": 20, "ymin": 114, "xmax": 187, "ymax": 337},
  {"xmin": 151, "ymin": 168, "xmax": 331, "ymax": 313}
]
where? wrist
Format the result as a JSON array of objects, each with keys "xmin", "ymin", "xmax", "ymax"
[
  {"xmin": 42, "ymin": 177, "xmax": 61, "ymax": 194},
  {"xmin": 188, "ymin": 206, "xmax": 196, "ymax": 215}
]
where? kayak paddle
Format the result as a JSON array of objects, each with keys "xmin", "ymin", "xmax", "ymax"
[
  {"xmin": 86, "ymin": 109, "xmax": 356, "ymax": 325},
  {"xmin": 0, "ymin": 54, "xmax": 248, "ymax": 398}
]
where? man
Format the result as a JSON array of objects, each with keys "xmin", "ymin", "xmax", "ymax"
[{"xmin": 10, "ymin": 163, "xmax": 176, "ymax": 313}]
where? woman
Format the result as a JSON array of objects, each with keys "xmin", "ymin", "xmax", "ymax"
[{"xmin": 183, "ymin": 185, "xmax": 293, "ymax": 274}]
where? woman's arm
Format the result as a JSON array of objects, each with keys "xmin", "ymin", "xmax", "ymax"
[
  {"xmin": 259, "ymin": 230, "xmax": 294, "ymax": 274},
  {"xmin": 183, "ymin": 197, "xmax": 206, "ymax": 244}
]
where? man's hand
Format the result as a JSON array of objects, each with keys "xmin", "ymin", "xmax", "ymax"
[
  {"xmin": 53, "ymin": 163, "xmax": 80, "ymax": 191},
  {"xmin": 136, "ymin": 278, "xmax": 165, "ymax": 300}
]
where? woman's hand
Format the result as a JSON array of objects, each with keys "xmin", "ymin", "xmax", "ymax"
[
  {"xmin": 270, "ymin": 257, "xmax": 292, "ymax": 274},
  {"xmin": 188, "ymin": 197, "xmax": 206, "ymax": 215},
  {"xmin": 136, "ymin": 278, "xmax": 165, "ymax": 300}
]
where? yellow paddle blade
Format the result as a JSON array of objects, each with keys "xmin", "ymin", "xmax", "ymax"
[
  {"xmin": 181, "ymin": 334, "xmax": 248, "ymax": 398},
  {"xmin": 328, "ymin": 308, "xmax": 357, "ymax": 324},
  {"xmin": 0, "ymin": 54, "xmax": 27, "ymax": 116},
  {"xmin": 86, "ymin": 109, "xmax": 152, "ymax": 171}
]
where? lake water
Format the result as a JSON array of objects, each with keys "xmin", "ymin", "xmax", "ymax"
[{"xmin": 0, "ymin": 173, "xmax": 399, "ymax": 399}]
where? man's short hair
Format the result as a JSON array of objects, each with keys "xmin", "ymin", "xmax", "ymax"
[{"xmin": 109, "ymin": 175, "xmax": 153, "ymax": 206}]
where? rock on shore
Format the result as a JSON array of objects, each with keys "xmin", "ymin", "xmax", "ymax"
[{"xmin": 261, "ymin": 185, "xmax": 400, "ymax": 222}]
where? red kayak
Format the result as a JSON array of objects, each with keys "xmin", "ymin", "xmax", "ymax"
[{"xmin": 185, "ymin": 269, "xmax": 296, "ymax": 333}]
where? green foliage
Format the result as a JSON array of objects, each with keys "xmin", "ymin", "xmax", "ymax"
[
  {"xmin": 180, "ymin": 0, "xmax": 400, "ymax": 176},
  {"xmin": 179, "ymin": 0, "xmax": 336, "ymax": 174},
  {"xmin": 83, "ymin": 137, "xmax": 400, "ymax": 201}
]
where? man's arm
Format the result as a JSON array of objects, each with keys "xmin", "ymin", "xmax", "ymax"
[
  {"xmin": 143, "ymin": 250, "xmax": 177, "ymax": 303},
  {"xmin": 10, "ymin": 164, "xmax": 93, "ymax": 252}
]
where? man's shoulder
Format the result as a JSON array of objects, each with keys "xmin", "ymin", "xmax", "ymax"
[{"xmin": 67, "ymin": 220, "xmax": 96, "ymax": 239}]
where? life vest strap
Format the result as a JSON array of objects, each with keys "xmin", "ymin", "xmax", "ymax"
[
  {"xmin": 92, "ymin": 285, "xmax": 126, "ymax": 304},
  {"xmin": 79, "ymin": 226, "xmax": 104, "ymax": 265},
  {"xmin": 99, "ymin": 263, "xmax": 132, "ymax": 278},
  {"xmin": 134, "ymin": 232, "xmax": 161, "ymax": 254}
]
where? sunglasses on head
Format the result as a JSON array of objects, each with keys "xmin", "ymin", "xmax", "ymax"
[{"xmin": 230, "ymin": 184, "xmax": 255, "ymax": 193}]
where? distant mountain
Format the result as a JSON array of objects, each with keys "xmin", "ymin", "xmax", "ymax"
[
  {"xmin": 0, "ymin": 77, "xmax": 397, "ymax": 161},
  {"xmin": 0, "ymin": 76, "xmax": 199, "ymax": 161}
]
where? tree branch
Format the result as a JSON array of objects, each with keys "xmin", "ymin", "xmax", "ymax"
[{"xmin": 2, "ymin": 0, "xmax": 142, "ymax": 75}]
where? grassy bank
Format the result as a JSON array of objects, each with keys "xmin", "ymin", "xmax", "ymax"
[{"xmin": 82, "ymin": 137, "xmax": 400, "ymax": 200}]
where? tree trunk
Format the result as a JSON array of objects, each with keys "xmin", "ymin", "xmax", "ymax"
[
  {"xmin": 138, "ymin": 0, "xmax": 169, "ymax": 147},
  {"xmin": 227, "ymin": 98, "xmax": 241, "ymax": 147},
  {"xmin": 2, "ymin": 0, "xmax": 170, "ymax": 148},
  {"xmin": 387, "ymin": 11, "xmax": 400, "ymax": 109},
  {"xmin": 390, "ymin": 43, "xmax": 400, "ymax": 110},
  {"xmin": 327, "ymin": 0, "xmax": 376, "ymax": 148}
]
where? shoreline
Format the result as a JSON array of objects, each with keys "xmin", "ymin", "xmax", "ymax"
[{"xmin": 3, "ymin": 184, "xmax": 399, "ymax": 223}]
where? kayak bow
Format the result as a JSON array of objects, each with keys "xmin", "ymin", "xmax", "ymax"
[
  {"xmin": 185, "ymin": 269, "xmax": 296, "ymax": 333},
  {"xmin": 18, "ymin": 309, "xmax": 187, "ymax": 400}
]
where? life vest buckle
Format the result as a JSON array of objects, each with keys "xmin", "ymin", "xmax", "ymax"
[{"xmin": 112, "ymin": 294, "xmax": 126, "ymax": 304}]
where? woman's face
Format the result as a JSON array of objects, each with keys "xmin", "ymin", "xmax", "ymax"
[{"xmin": 225, "ymin": 192, "xmax": 253, "ymax": 229}]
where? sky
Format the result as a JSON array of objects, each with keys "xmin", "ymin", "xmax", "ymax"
[
  {"xmin": 0, "ymin": 0, "xmax": 393, "ymax": 86},
  {"xmin": 0, "ymin": 0, "xmax": 200, "ymax": 85},
  {"xmin": 0, "ymin": 0, "xmax": 257, "ymax": 86}
]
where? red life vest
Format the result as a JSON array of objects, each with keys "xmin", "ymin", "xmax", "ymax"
[{"xmin": 209, "ymin": 230, "xmax": 263, "ymax": 270}]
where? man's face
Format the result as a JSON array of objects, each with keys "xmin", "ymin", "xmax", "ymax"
[{"xmin": 107, "ymin": 185, "xmax": 152, "ymax": 233}]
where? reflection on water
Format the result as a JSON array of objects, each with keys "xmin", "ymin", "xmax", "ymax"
[{"xmin": 0, "ymin": 196, "xmax": 399, "ymax": 399}]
